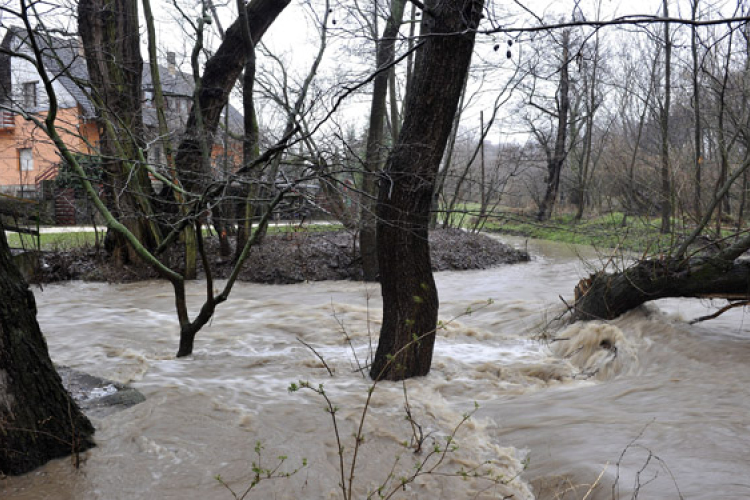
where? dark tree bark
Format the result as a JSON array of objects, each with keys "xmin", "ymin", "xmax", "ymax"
[
  {"xmin": 573, "ymin": 31, "xmax": 601, "ymax": 222},
  {"xmin": 361, "ymin": 0, "xmax": 406, "ymax": 282},
  {"xmin": 78, "ymin": 0, "xmax": 162, "ymax": 265},
  {"xmin": 659, "ymin": 0, "xmax": 673, "ymax": 234},
  {"xmin": 575, "ymin": 171, "xmax": 750, "ymax": 320},
  {"xmin": 573, "ymin": 256, "xmax": 750, "ymax": 321},
  {"xmin": 713, "ymin": 28, "xmax": 736, "ymax": 236},
  {"xmin": 232, "ymin": 0, "xmax": 260, "ymax": 263},
  {"xmin": 174, "ymin": 0, "xmax": 290, "ymax": 192},
  {"xmin": 0, "ymin": 227, "xmax": 95, "ymax": 475},
  {"xmin": 573, "ymin": 229, "xmax": 750, "ymax": 320},
  {"xmin": 537, "ymin": 29, "xmax": 571, "ymax": 222},
  {"xmin": 691, "ymin": 0, "xmax": 703, "ymax": 219},
  {"xmin": 370, "ymin": 0, "xmax": 484, "ymax": 381}
]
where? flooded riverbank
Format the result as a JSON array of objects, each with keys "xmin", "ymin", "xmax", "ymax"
[{"xmin": 2, "ymin": 237, "xmax": 748, "ymax": 499}]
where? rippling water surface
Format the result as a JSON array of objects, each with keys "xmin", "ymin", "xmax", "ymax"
[{"xmin": 2, "ymin": 236, "xmax": 749, "ymax": 499}]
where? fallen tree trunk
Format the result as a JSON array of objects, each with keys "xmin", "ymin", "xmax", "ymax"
[{"xmin": 572, "ymin": 256, "xmax": 750, "ymax": 321}]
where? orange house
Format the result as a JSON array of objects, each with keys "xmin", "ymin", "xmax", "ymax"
[
  {"xmin": 0, "ymin": 28, "xmax": 102, "ymax": 196},
  {"xmin": 0, "ymin": 27, "xmax": 242, "ymax": 198}
]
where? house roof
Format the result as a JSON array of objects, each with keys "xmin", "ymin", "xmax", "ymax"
[{"xmin": 1, "ymin": 26, "xmax": 243, "ymax": 135}]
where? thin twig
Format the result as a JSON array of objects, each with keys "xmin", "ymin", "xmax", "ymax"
[
  {"xmin": 689, "ymin": 300, "xmax": 750, "ymax": 324},
  {"xmin": 296, "ymin": 337, "xmax": 334, "ymax": 376}
]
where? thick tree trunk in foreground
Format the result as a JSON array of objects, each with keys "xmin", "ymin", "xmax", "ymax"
[
  {"xmin": 0, "ymin": 228, "xmax": 94, "ymax": 475},
  {"xmin": 370, "ymin": 0, "xmax": 484, "ymax": 381},
  {"xmin": 573, "ymin": 256, "xmax": 750, "ymax": 321}
]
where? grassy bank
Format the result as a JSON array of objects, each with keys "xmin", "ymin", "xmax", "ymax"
[
  {"xmin": 483, "ymin": 212, "xmax": 692, "ymax": 254},
  {"xmin": 5, "ymin": 222, "xmax": 343, "ymax": 251},
  {"xmin": 6, "ymin": 231, "xmax": 100, "ymax": 250}
]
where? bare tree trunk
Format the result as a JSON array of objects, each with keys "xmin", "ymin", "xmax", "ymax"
[
  {"xmin": 361, "ymin": 0, "xmax": 406, "ymax": 281},
  {"xmin": 479, "ymin": 111, "xmax": 486, "ymax": 216},
  {"xmin": 620, "ymin": 51, "xmax": 659, "ymax": 225},
  {"xmin": 434, "ymin": 74, "xmax": 468, "ymax": 229},
  {"xmin": 659, "ymin": 0, "xmax": 672, "ymax": 234},
  {"xmin": 78, "ymin": 0, "xmax": 162, "ymax": 265},
  {"xmin": 0, "ymin": 225, "xmax": 95, "ymax": 475},
  {"xmin": 537, "ymin": 29, "xmax": 571, "ymax": 222},
  {"xmin": 738, "ymin": 166, "xmax": 748, "ymax": 232},
  {"xmin": 233, "ymin": 0, "xmax": 261, "ymax": 264},
  {"xmin": 174, "ymin": 0, "xmax": 291, "ymax": 193},
  {"xmin": 142, "ymin": 0, "xmax": 201, "ymax": 276},
  {"xmin": 13, "ymin": 0, "xmax": 289, "ymax": 360},
  {"xmin": 692, "ymin": 0, "xmax": 703, "ymax": 218},
  {"xmin": 370, "ymin": 0, "xmax": 484, "ymax": 381},
  {"xmin": 388, "ymin": 65, "xmax": 401, "ymax": 141},
  {"xmin": 714, "ymin": 29, "xmax": 737, "ymax": 236},
  {"xmin": 574, "ymin": 32, "xmax": 601, "ymax": 222},
  {"xmin": 443, "ymin": 100, "xmax": 498, "ymax": 228}
]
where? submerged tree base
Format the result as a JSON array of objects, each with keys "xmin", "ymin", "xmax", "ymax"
[{"xmin": 0, "ymin": 228, "xmax": 95, "ymax": 476}]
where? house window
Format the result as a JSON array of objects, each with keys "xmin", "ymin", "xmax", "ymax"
[
  {"xmin": 19, "ymin": 148, "xmax": 33, "ymax": 171},
  {"xmin": 22, "ymin": 82, "xmax": 37, "ymax": 108},
  {"xmin": 152, "ymin": 145, "xmax": 163, "ymax": 166}
]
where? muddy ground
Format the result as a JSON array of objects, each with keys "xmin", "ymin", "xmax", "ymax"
[{"xmin": 32, "ymin": 229, "xmax": 529, "ymax": 284}]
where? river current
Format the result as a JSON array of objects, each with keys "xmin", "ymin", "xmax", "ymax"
[{"xmin": 2, "ymin": 236, "xmax": 749, "ymax": 499}]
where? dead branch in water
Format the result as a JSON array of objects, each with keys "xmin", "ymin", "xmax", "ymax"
[{"xmin": 689, "ymin": 300, "xmax": 750, "ymax": 324}]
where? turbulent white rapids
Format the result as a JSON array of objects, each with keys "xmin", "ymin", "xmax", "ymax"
[{"xmin": 2, "ymin": 236, "xmax": 749, "ymax": 499}]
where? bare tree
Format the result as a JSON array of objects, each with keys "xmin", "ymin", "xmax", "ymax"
[
  {"xmin": 571, "ymin": 27, "xmax": 606, "ymax": 221},
  {"xmin": 78, "ymin": 0, "xmax": 163, "ymax": 264},
  {"xmin": 361, "ymin": 0, "xmax": 406, "ymax": 281},
  {"xmin": 2, "ymin": 0, "xmax": 291, "ymax": 358},
  {"xmin": 370, "ymin": 0, "xmax": 484, "ymax": 381},
  {"xmin": 691, "ymin": 0, "xmax": 703, "ymax": 218},
  {"xmin": 534, "ymin": 28, "xmax": 571, "ymax": 221},
  {"xmin": 659, "ymin": 0, "xmax": 673, "ymax": 233}
]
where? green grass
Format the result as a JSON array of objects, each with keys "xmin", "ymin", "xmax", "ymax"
[
  {"xmin": 441, "ymin": 202, "xmax": 483, "ymax": 227},
  {"xmin": 483, "ymin": 211, "xmax": 689, "ymax": 254},
  {"xmin": 5, "ymin": 223, "xmax": 343, "ymax": 251},
  {"xmin": 265, "ymin": 223, "xmax": 343, "ymax": 235},
  {"xmin": 6, "ymin": 231, "xmax": 101, "ymax": 251}
]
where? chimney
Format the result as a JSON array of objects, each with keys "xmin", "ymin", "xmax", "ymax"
[{"xmin": 167, "ymin": 52, "xmax": 176, "ymax": 77}]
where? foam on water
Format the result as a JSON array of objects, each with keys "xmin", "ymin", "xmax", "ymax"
[{"xmin": 3, "ymin": 237, "xmax": 750, "ymax": 499}]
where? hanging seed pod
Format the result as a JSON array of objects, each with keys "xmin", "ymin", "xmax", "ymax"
[
  {"xmin": 506, "ymin": 50, "xmax": 512, "ymax": 59},
  {"xmin": 507, "ymin": 40, "xmax": 513, "ymax": 47},
  {"xmin": 494, "ymin": 44, "xmax": 500, "ymax": 51}
]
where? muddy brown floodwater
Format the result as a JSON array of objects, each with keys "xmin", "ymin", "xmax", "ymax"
[{"xmin": 2, "ymin": 236, "xmax": 749, "ymax": 499}]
